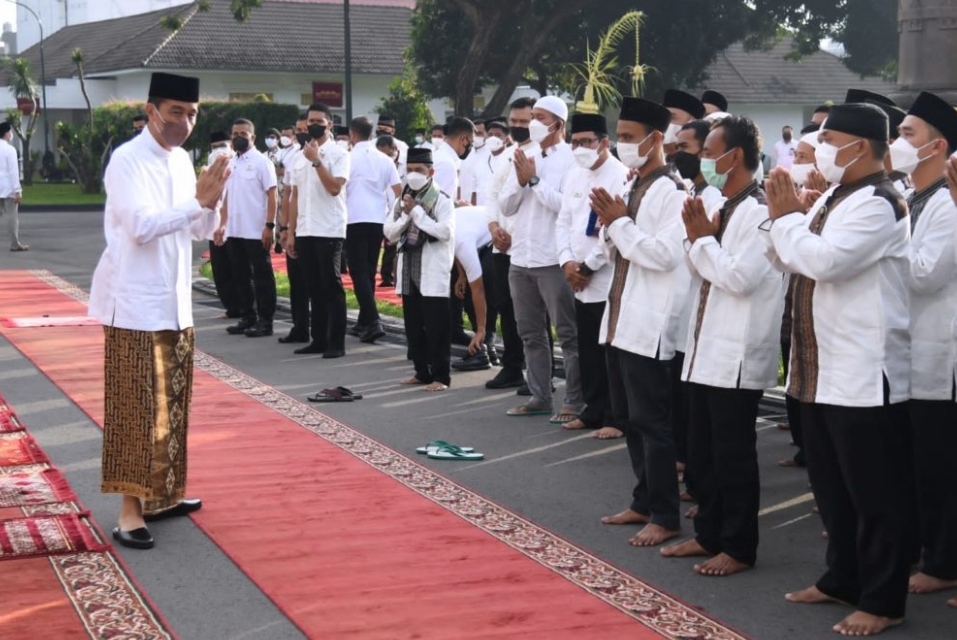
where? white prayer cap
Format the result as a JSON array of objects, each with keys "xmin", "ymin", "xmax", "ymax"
[
  {"xmin": 704, "ymin": 111, "xmax": 732, "ymax": 122},
  {"xmin": 534, "ymin": 95, "xmax": 569, "ymax": 122},
  {"xmin": 799, "ymin": 131, "xmax": 820, "ymax": 150}
]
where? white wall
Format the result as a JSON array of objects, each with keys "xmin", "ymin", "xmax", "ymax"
[{"xmin": 17, "ymin": 0, "xmax": 192, "ymax": 52}]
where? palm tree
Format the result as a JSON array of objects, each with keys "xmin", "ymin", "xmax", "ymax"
[{"xmin": 5, "ymin": 58, "xmax": 41, "ymax": 184}]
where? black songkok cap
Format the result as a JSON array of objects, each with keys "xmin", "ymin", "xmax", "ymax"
[
  {"xmin": 407, "ymin": 147, "xmax": 433, "ymax": 165},
  {"xmin": 663, "ymin": 89, "xmax": 706, "ymax": 119},
  {"xmin": 209, "ymin": 131, "xmax": 229, "ymax": 144},
  {"xmin": 865, "ymin": 101, "xmax": 906, "ymax": 138},
  {"xmin": 844, "ymin": 89, "xmax": 895, "ymax": 107},
  {"xmin": 822, "ymin": 103, "xmax": 889, "ymax": 142},
  {"xmin": 571, "ymin": 113, "xmax": 608, "ymax": 135},
  {"xmin": 0, "ymin": 121, "xmax": 11, "ymax": 137},
  {"xmin": 148, "ymin": 72, "xmax": 200, "ymax": 103},
  {"xmin": 377, "ymin": 115, "xmax": 395, "ymax": 125},
  {"xmin": 701, "ymin": 90, "xmax": 728, "ymax": 112},
  {"xmin": 908, "ymin": 91, "xmax": 957, "ymax": 152},
  {"xmin": 800, "ymin": 123, "xmax": 820, "ymax": 135},
  {"xmin": 619, "ymin": 97, "xmax": 671, "ymax": 133},
  {"xmin": 334, "ymin": 125, "xmax": 350, "ymax": 137}
]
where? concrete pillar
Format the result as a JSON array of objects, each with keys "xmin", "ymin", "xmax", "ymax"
[{"xmin": 894, "ymin": 0, "xmax": 957, "ymax": 106}]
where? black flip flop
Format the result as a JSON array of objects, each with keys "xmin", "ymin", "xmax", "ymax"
[{"xmin": 307, "ymin": 387, "xmax": 364, "ymax": 403}]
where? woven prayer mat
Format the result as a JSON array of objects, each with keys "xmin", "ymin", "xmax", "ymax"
[
  {"xmin": 0, "ymin": 316, "xmax": 100, "ymax": 328},
  {"xmin": 0, "ymin": 433, "xmax": 50, "ymax": 467},
  {"xmin": 0, "ymin": 513, "xmax": 108, "ymax": 561},
  {"xmin": 0, "ymin": 468, "xmax": 77, "ymax": 509}
]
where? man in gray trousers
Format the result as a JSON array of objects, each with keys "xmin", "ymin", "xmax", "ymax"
[{"xmin": 0, "ymin": 121, "xmax": 27, "ymax": 252}]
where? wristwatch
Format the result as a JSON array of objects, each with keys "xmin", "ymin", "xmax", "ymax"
[
  {"xmin": 312, "ymin": 158, "xmax": 323, "ymax": 168},
  {"xmin": 265, "ymin": 222, "xmax": 276, "ymax": 230},
  {"xmin": 528, "ymin": 176, "xmax": 540, "ymax": 187}
]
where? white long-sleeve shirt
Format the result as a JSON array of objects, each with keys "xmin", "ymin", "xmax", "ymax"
[
  {"xmin": 89, "ymin": 130, "xmax": 218, "ymax": 331},
  {"xmin": 764, "ymin": 176, "xmax": 911, "ymax": 407},
  {"xmin": 599, "ymin": 169, "xmax": 690, "ymax": 359},
  {"xmin": 0, "ymin": 138, "xmax": 21, "ymax": 198},
  {"xmin": 486, "ymin": 142, "xmax": 537, "ymax": 255},
  {"xmin": 681, "ymin": 191, "xmax": 784, "ymax": 389},
  {"xmin": 432, "ymin": 142, "xmax": 461, "ymax": 198},
  {"xmin": 498, "ymin": 141, "xmax": 576, "ymax": 268},
  {"xmin": 383, "ymin": 184, "xmax": 455, "ymax": 298},
  {"xmin": 555, "ymin": 156, "xmax": 630, "ymax": 303},
  {"xmin": 905, "ymin": 185, "xmax": 957, "ymax": 400}
]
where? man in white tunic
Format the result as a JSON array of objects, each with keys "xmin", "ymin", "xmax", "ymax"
[
  {"xmin": 555, "ymin": 112, "xmax": 629, "ymax": 439},
  {"xmin": 890, "ymin": 91, "xmax": 957, "ymax": 598},
  {"xmin": 661, "ymin": 116, "xmax": 783, "ymax": 577},
  {"xmin": 88, "ymin": 73, "xmax": 229, "ymax": 550},
  {"xmin": 764, "ymin": 103, "xmax": 911, "ymax": 637}
]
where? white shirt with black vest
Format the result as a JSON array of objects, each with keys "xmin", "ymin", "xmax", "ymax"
[{"xmin": 383, "ymin": 184, "xmax": 455, "ymax": 298}]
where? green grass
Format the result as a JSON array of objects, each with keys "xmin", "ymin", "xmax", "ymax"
[
  {"xmin": 199, "ymin": 261, "xmax": 405, "ymax": 319},
  {"xmin": 22, "ymin": 183, "xmax": 106, "ymax": 206}
]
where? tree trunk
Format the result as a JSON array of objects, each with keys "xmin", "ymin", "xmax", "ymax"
[
  {"xmin": 453, "ymin": 18, "xmax": 499, "ymax": 117},
  {"xmin": 480, "ymin": 1, "xmax": 591, "ymax": 118},
  {"xmin": 21, "ymin": 137, "xmax": 32, "ymax": 185}
]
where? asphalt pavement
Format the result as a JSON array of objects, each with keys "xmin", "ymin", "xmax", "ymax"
[{"xmin": 0, "ymin": 211, "xmax": 952, "ymax": 640}]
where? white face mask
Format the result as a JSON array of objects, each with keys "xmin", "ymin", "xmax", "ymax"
[
  {"xmin": 663, "ymin": 122, "xmax": 682, "ymax": 145},
  {"xmin": 815, "ymin": 140, "xmax": 861, "ymax": 184},
  {"xmin": 529, "ymin": 119, "xmax": 556, "ymax": 144},
  {"xmin": 279, "ymin": 136, "xmax": 292, "ymax": 148},
  {"xmin": 406, "ymin": 171, "xmax": 430, "ymax": 192},
  {"xmin": 264, "ymin": 137, "xmax": 278, "ymax": 150},
  {"xmin": 432, "ymin": 138, "xmax": 443, "ymax": 149},
  {"xmin": 573, "ymin": 146, "xmax": 600, "ymax": 170},
  {"xmin": 473, "ymin": 135, "xmax": 486, "ymax": 149},
  {"xmin": 789, "ymin": 162, "xmax": 815, "ymax": 186},
  {"xmin": 616, "ymin": 133, "xmax": 653, "ymax": 170},
  {"xmin": 336, "ymin": 140, "xmax": 350, "ymax": 150},
  {"xmin": 485, "ymin": 136, "xmax": 504, "ymax": 154},
  {"xmin": 414, "ymin": 135, "xmax": 424, "ymax": 145},
  {"xmin": 889, "ymin": 137, "xmax": 938, "ymax": 175}
]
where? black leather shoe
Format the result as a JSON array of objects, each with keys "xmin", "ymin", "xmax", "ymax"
[
  {"xmin": 348, "ymin": 324, "xmax": 368, "ymax": 337},
  {"xmin": 487, "ymin": 347, "xmax": 501, "ymax": 367},
  {"xmin": 143, "ymin": 498, "xmax": 203, "ymax": 522},
  {"xmin": 226, "ymin": 318, "xmax": 255, "ymax": 335},
  {"xmin": 244, "ymin": 321, "xmax": 273, "ymax": 338},
  {"xmin": 378, "ymin": 281, "xmax": 394, "ymax": 288},
  {"xmin": 485, "ymin": 368, "xmax": 525, "ymax": 389},
  {"xmin": 294, "ymin": 342, "xmax": 326, "ymax": 355},
  {"xmin": 322, "ymin": 349, "xmax": 346, "ymax": 359},
  {"xmin": 452, "ymin": 350, "xmax": 491, "ymax": 371},
  {"xmin": 112, "ymin": 526, "xmax": 154, "ymax": 550},
  {"xmin": 278, "ymin": 332, "xmax": 309, "ymax": 344},
  {"xmin": 359, "ymin": 323, "xmax": 386, "ymax": 344}
]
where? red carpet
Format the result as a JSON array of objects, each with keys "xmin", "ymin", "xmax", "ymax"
[
  {"xmin": 0, "ymin": 270, "xmax": 748, "ymax": 640},
  {"xmin": 0, "ymin": 377, "xmax": 175, "ymax": 639}
]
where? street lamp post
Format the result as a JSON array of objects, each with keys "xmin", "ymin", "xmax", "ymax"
[
  {"xmin": 344, "ymin": 0, "xmax": 352, "ymax": 123},
  {"xmin": 6, "ymin": 0, "xmax": 49, "ymax": 155}
]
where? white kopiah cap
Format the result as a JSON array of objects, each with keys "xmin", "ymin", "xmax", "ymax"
[
  {"xmin": 799, "ymin": 131, "xmax": 820, "ymax": 150},
  {"xmin": 534, "ymin": 95, "xmax": 569, "ymax": 122}
]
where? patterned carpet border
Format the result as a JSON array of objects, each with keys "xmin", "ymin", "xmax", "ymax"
[
  {"xmin": 33, "ymin": 269, "xmax": 749, "ymax": 640},
  {"xmin": 50, "ymin": 552, "xmax": 176, "ymax": 640}
]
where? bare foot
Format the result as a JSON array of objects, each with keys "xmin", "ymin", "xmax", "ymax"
[
  {"xmin": 695, "ymin": 552, "xmax": 752, "ymax": 577},
  {"xmin": 562, "ymin": 418, "xmax": 587, "ymax": 430},
  {"xmin": 909, "ymin": 572, "xmax": 957, "ymax": 594},
  {"xmin": 777, "ymin": 422, "xmax": 790, "ymax": 430},
  {"xmin": 676, "ymin": 461, "xmax": 686, "ymax": 473},
  {"xmin": 833, "ymin": 611, "xmax": 903, "ymax": 636},
  {"xmin": 424, "ymin": 382, "xmax": 448, "ymax": 392},
  {"xmin": 629, "ymin": 523, "xmax": 681, "ymax": 547},
  {"xmin": 785, "ymin": 585, "xmax": 846, "ymax": 605},
  {"xmin": 601, "ymin": 509, "xmax": 649, "ymax": 525},
  {"xmin": 948, "ymin": 597, "xmax": 957, "ymax": 608},
  {"xmin": 117, "ymin": 495, "xmax": 145, "ymax": 531},
  {"xmin": 779, "ymin": 458, "xmax": 801, "ymax": 467},
  {"xmin": 661, "ymin": 537, "xmax": 710, "ymax": 558},
  {"xmin": 400, "ymin": 377, "xmax": 426, "ymax": 385},
  {"xmin": 685, "ymin": 504, "xmax": 699, "ymax": 519},
  {"xmin": 591, "ymin": 426, "xmax": 624, "ymax": 439}
]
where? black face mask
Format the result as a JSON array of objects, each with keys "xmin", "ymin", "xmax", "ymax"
[
  {"xmin": 295, "ymin": 132, "xmax": 310, "ymax": 147},
  {"xmin": 308, "ymin": 124, "xmax": 327, "ymax": 140},
  {"xmin": 783, "ymin": 133, "xmax": 792, "ymax": 142},
  {"xmin": 458, "ymin": 142, "xmax": 472, "ymax": 160},
  {"xmin": 672, "ymin": 151, "xmax": 701, "ymax": 180},
  {"xmin": 232, "ymin": 136, "xmax": 250, "ymax": 154},
  {"xmin": 509, "ymin": 127, "xmax": 530, "ymax": 144},
  {"xmin": 376, "ymin": 129, "xmax": 390, "ymax": 137}
]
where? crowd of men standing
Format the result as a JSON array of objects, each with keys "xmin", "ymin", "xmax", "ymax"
[{"xmin": 189, "ymin": 86, "xmax": 957, "ymax": 637}]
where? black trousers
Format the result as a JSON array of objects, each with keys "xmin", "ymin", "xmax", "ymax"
[
  {"xmin": 380, "ymin": 239, "xmax": 397, "ymax": 284},
  {"xmin": 208, "ymin": 240, "xmax": 240, "ymax": 316},
  {"xmin": 801, "ymin": 401, "xmax": 911, "ymax": 618},
  {"xmin": 402, "ymin": 285, "xmax": 451, "ymax": 386},
  {"xmin": 781, "ymin": 341, "xmax": 806, "ymax": 465},
  {"xmin": 576, "ymin": 300, "xmax": 613, "ymax": 427},
  {"xmin": 910, "ymin": 398, "xmax": 957, "ymax": 580},
  {"xmin": 227, "ymin": 238, "xmax": 276, "ymax": 322},
  {"xmin": 297, "ymin": 236, "xmax": 346, "ymax": 352},
  {"xmin": 491, "ymin": 253, "xmax": 524, "ymax": 373},
  {"xmin": 346, "ymin": 223, "xmax": 383, "ymax": 327},
  {"xmin": 286, "ymin": 252, "xmax": 309, "ymax": 338},
  {"xmin": 686, "ymin": 383, "xmax": 762, "ymax": 565},
  {"xmin": 606, "ymin": 347, "xmax": 680, "ymax": 530}
]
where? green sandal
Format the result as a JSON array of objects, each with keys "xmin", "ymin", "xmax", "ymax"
[
  {"xmin": 426, "ymin": 443, "xmax": 485, "ymax": 461},
  {"xmin": 506, "ymin": 403, "xmax": 551, "ymax": 417},
  {"xmin": 416, "ymin": 440, "xmax": 475, "ymax": 455}
]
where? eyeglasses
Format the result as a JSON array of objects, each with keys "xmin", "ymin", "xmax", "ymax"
[{"xmin": 570, "ymin": 138, "xmax": 600, "ymax": 149}]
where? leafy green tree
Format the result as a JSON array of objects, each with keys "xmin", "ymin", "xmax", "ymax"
[
  {"xmin": 4, "ymin": 58, "xmax": 41, "ymax": 184},
  {"xmin": 374, "ymin": 70, "xmax": 434, "ymax": 143}
]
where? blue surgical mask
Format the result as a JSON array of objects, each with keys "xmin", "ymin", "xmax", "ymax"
[{"xmin": 700, "ymin": 148, "xmax": 736, "ymax": 190}]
